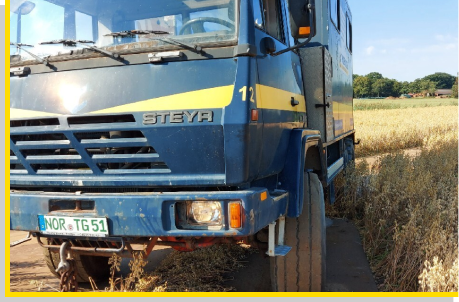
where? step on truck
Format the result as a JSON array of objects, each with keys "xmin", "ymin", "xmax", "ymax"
[{"xmin": 9, "ymin": 0, "xmax": 354, "ymax": 292}]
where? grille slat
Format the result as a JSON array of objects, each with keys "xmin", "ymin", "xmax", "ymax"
[
  {"xmin": 10, "ymin": 170, "xmax": 28, "ymax": 174},
  {"xmin": 11, "ymin": 126, "xmax": 64, "ymax": 135},
  {"xmin": 104, "ymin": 169, "xmax": 171, "ymax": 174},
  {"xmin": 80, "ymin": 138, "xmax": 149, "ymax": 148},
  {"xmin": 36, "ymin": 170, "xmax": 94, "ymax": 175},
  {"xmin": 16, "ymin": 140, "xmax": 71, "ymax": 149},
  {"xmin": 92, "ymin": 153, "xmax": 160, "ymax": 163},
  {"xmin": 68, "ymin": 123, "xmax": 137, "ymax": 130},
  {"xmin": 26, "ymin": 155, "xmax": 83, "ymax": 164}
]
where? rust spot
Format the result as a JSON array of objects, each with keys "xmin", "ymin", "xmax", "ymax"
[{"xmin": 224, "ymin": 231, "xmax": 238, "ymax": 236}]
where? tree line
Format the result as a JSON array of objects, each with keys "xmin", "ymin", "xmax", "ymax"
[{"xmin": 353, "ymin": 72, "xmax": 458, "ymax": 98}]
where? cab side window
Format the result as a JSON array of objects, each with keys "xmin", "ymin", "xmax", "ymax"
[
  {"xmin": 261, "ymin": 0, "xmax": 284, "ymax": 42},
  {"xmin": 346, "ymin": 16, "xmax": 352, "ymax": 52},
  {"xmin": 330, "ymin": 0, "xmax": 340, "ymax": 31}
]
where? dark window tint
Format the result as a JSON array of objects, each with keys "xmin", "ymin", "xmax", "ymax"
[
  {"xmin": 261, "ymin": 0, "xmax": 284, "ymax": 42},
  {"xmin": 253, "ymin": 0, "xmax": 264, "ymax": 29},
  {"xmin": 330, "ymin": 0, "xmax": 340, "ymax": 31},
  {"xmin": 346, "ymin": 16, "xmax": 352, "ymax": 52}
]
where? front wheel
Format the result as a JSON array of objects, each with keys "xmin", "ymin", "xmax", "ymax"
[
  {"xmin": 270, "ymin": 172, "xmax": 326, "ymax": 291},
  {"xmin": 43, "ymin": 246, "xmax": 111, "ymax": 283}
]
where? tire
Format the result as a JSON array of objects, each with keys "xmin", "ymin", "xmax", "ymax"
[
  {"xmin": 43, "ymin": 246, "xmax": 111, "ymax": 283},
  {"xmin": 270, "ymin": 172, "xmax": 326, "ymax": 292}
]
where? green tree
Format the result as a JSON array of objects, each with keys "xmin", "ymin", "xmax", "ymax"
[
  {"xmin": 366, "ymin": 72, "xmax": 384, "ymax": 85},
  {"xmin": 452, "ymin": 77, "xmax": 458, "ymax": 98},
  {"xmin": 419, "ymin": 80, "xmax": 436, "ymax": 97},
  {"xmin": 372, "ymin": 78, "xmax": 389, "ymax": 97},
  {"xmin": 389, "ymin": 79, "xmax": 401, "ymax": 97},
  {"xmin": 353, "ymin": 76, "xmax": 372, "ymax": 98},
  {"xmin": 409, "ymin": 78, "xmax": 423, "ymax": 94},
  {"xmin": 422, "ymin": 72, "xmax": 456, "ymax": 89},
  {"xmin": 399, "ymin": 81, "xmax": 411, "ymax": 94}
]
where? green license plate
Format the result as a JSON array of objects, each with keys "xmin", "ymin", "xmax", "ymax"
[{"xmin": 38, "ymin": 215, "xmax": 109, "ymax": 237}]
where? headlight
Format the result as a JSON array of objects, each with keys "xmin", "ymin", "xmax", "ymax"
[
  {"xmin": 176, "ymin": 201, "xmax": 223, "ymax": 229},
  {"xmin": 188, "ymin": 201, "xmax": 222, "ymax": 225}
]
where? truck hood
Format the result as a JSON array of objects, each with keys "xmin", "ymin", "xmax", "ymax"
[{"xmin": 10, "ymin": 59, "xmax": 238, "ymax": 188}]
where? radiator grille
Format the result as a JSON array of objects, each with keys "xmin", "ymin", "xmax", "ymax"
[{"xmin": 10, "ymin": 116, "xmax": 170, "ymax": 176}]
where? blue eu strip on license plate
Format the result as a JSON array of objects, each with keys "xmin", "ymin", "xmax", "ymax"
[{"xmin": 38, "ymin": 215, "xmax": 109, "ymax": 237}]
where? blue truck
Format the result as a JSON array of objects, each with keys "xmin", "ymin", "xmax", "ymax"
[{"xmin": 10, "ymin": 0, "xmax": 354, "ymax": 292}]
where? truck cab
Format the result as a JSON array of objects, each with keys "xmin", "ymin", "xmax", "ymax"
[{"xmin": 10, "ymin": 0, "xmax": 354, "ymax": 292}]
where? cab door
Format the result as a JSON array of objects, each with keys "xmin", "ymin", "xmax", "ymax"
[{"xmin": 252, "ymin": 0, "xmax": 306, "ymax": 178}]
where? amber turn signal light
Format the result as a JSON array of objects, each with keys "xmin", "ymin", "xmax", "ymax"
[
  {"xmin": 299, "ymin": 27, "xmax": 311, "ymax": 35},
  {"xmin": 229, "ymin": 202, "xmax": 242, "ymax": 229}
]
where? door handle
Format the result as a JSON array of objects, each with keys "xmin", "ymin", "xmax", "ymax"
[
  {"xmin": 315, "ymin": 102, "xmax": 330, "ymax": 108},
  {"xmin": 291, "ymin": 97, "xmax": 299, "ymax": 107}
]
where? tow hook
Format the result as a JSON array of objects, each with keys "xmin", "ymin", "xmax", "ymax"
[{"xmin": 56, "ymin": 242, "xmax": 78, "ymax": 292}]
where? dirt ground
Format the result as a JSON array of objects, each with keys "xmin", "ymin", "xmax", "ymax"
[{"xmin": 9, "ymin": 218, "xmax": 377, "ymax": 293}]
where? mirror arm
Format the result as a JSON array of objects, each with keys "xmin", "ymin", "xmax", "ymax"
[{"xmin": 271, "ymin": 3, "xmax": 315, "ymax": 57}]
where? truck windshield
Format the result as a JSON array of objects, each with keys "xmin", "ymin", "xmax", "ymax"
[{"xmin": 10, "ymin": 0, "xmax": 237, "ymax": 63}]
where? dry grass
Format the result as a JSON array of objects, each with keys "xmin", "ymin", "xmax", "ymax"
[
  {"xmin": 328, "ymin": 138, "xmax": 458, "ymax": 292},
  {"xmin": 419, "ymin": 257, "xmax": 458, "ymax": 292},
  {"xmin": 104, "ymin": 252, "xmax": 148, "ymax": 292},
  {"xmin": 354, "ymin": 106, "xmax": 458, "ymax": 157},
  {"xmin": 106, "ymin": 244, "xmax": 257, "ymax": 292}
]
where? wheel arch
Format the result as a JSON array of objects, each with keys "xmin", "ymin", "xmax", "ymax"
[{"xmin": 278, "ymin": 129, "xmax": 326, "ymax": 218}]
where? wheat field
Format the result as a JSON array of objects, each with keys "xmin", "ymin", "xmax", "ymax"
[
  {"xmin": 353, "ymin": 106, "xmax": 458, "ymax": 157},
  {"xmin": 353, "ymin": 98, "xmax": 458, "ymax": 111}
]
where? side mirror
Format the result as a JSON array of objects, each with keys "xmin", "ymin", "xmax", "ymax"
[
  {"xmin": 262, "ymin": 37, "xmax": 276, "ymax": 55},
  {"xmin": 288, "ymin": 0, "xmax": 316, "ymax": 39},
  {"xmin": 13, "ymin": 1, "xmax": 36, "ymax": 15}
]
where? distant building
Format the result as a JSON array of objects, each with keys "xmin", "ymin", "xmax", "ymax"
[{"xmin": 435, "ymin": 89, "xmax": 452, "ymax": 96}]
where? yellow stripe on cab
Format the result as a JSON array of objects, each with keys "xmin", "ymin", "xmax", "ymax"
[
  {"xmin": 256, "ymin": 84, "xmax": 306, "ymax": 112},
  {"xmin": 90, "ymin": 85, "xmax": 235, "ymax": 114}
]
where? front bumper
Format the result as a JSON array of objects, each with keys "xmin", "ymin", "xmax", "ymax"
[{"xmin": 10, "ymin": 188, "xmax": 288, "ymax": 237}]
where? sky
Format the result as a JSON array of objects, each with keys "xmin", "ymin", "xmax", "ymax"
[{"xmin": 347, "ymin": 0, "xmax": 458, "ymax": 82}]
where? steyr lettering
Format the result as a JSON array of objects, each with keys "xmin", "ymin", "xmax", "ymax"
[{"xmin": 143, "ymin": 110, "xmax": 214, "ymax": 125}]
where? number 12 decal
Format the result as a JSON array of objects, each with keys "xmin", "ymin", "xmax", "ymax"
[{"xmin": 239, "ymin": 86, "xmax": 255, "ymax": 103}]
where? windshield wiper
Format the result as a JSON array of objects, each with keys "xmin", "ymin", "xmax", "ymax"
[
  {"xmin": 104, "ymin": 30, "xmax": 170, "ymax": 37},
  {"xmin": 10, "ymin": 42, "xmax": 50, "ymax": 67},
  {"xmin": 158, "ymin": 37, "xmax": 203, "ymax": 53},
  {"xmin": 39, "ymin": 39, "xmax": 121, "ymax": 60},
  {"xmin": 105, "ymin": 30, "xmax": 203, "ymax": 53}
]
